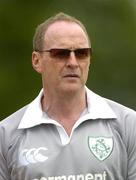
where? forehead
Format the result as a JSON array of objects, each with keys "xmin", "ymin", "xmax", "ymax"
[{"xmin": 44, "ymin": 21, "xmax": 90, "ymax": 48}]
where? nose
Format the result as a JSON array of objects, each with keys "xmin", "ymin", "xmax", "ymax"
[{"xmin": 65, "ymin": 52, "xmax": 79, "ymax": 68}]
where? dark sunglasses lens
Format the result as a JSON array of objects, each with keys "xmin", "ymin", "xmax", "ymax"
[
  {"xmin": 49, "ymin": 48, "xmax": 91, "ymax": 59},
  {"xmin": 50, "ymin": 49, "xmax": 70, "ymax": 58},
  {"xmin": 75, "ymin": 48, "xmax": 91, "ymax": 59}
]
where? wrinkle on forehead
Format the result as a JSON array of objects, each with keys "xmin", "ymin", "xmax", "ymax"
[{"xmin": 44, "ymin": 21, "xmax": 90, "ymax": 49}]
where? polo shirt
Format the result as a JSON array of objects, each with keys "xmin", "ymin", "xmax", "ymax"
[{"xmin": 0, "ymin": 87, "xmax": 136, "ymax": 180}]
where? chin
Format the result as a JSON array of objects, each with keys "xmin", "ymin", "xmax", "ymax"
[{"xmin": 60, "ymin": 83, "xmax": 84, "ymax": 94}]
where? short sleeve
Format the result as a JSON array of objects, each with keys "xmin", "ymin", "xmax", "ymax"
[
  {"xmin": 126, "ymin": 111, "xmax": 136, "ymax": 179},
  {"xmin": 0, "ymin": 125, "xmax": 10, "ymax": 180}
]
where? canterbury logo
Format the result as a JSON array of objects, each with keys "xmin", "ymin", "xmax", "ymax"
[{"xmin": 19, "ymin": 147, "xmax": 48, "ymax": 166}]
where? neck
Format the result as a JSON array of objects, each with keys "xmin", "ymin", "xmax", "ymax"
[{"xmin": 41, "ymin": 87, "xmax": 87, "ymax": 135}]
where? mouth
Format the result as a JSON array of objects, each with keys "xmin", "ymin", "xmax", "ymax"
[{"xmin": 63, "ymin": 74, "xmax": 80, "ymax": 78}]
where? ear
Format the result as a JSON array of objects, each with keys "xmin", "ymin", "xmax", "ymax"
[{"xmin": 32, "ymin": 51, "xmax": 43, "ymax": 74}]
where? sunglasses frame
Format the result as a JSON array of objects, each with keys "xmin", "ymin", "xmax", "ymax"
[{"xmin": 36, "ymin": 48, "xmax": 92, "ymax": 59}]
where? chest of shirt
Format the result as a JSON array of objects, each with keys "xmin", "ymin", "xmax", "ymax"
[{"xmin": 7, "ymin": 120, "xmax": 127, "ymax": 180}]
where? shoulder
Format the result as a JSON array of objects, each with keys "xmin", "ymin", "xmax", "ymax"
[
  {"xmin": 105, "ymin": 98, "xmax": 136, "ymax": 120},
  {"xmin": 0, "ymin": 105, "xmax": 28, "ymax": 130},
  {"xmin": 0, "ymin": 106, "xmax": 28, "ymax": 164},
  {"xmin": 0, "ymin": 106, "xmax": 28, "ymax": 150},
  {"xmin": 105, "ymin": 98, "xmax": 136, "ymax": 145}
]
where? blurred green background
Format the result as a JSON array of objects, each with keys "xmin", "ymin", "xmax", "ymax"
[{"xmin": 0, "ymin": 0, "xmax": 136, "ymax": 120}]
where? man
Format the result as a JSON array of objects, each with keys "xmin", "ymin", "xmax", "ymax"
[{"xmin": 0, "ymin": 12, "xmax": 136, "ymax": 180}]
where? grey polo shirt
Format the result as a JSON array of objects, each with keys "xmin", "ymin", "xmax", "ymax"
[{"xmin": 0, "ymin": 87, "xmax": 136, "ymax": 180}]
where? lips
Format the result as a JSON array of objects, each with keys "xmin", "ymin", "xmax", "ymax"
[{"xmin": 63, "ymin": 74, "xmax": 79, "ymax": 78}]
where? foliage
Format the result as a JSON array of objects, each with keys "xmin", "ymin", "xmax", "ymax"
[{"xmin": 0, "ymin": 0, "xmax": 136, "ymax": 120}]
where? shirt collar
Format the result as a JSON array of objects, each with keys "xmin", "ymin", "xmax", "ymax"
[{"xmin": 18, "ymin": 87, "xmax": 117, "ymax": 129}]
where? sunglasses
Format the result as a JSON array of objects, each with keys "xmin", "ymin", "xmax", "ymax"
[{"xmin": 36, "ymin": 48, "xmax": 92, "ymax": 59}]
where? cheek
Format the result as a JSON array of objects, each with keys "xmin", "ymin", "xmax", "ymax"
[
  {"xmin": 80, "ymin": 61, "xmax": 90, "ymax": 82},
  {"xmin": 42, "ymin": 61, "xmax": 61, "ymax": 80},
  {"xmin": 41, "ymin": 60, "xmax": 52, "ymax": 73},
  {"xmin": 81, "ymin": 61, "xmax": 90, "ymax": 73}
]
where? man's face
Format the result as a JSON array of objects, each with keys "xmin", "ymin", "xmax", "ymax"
[{"xmin": 33, "ymin": 21, "xmax": 91, "ymax": 94}]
